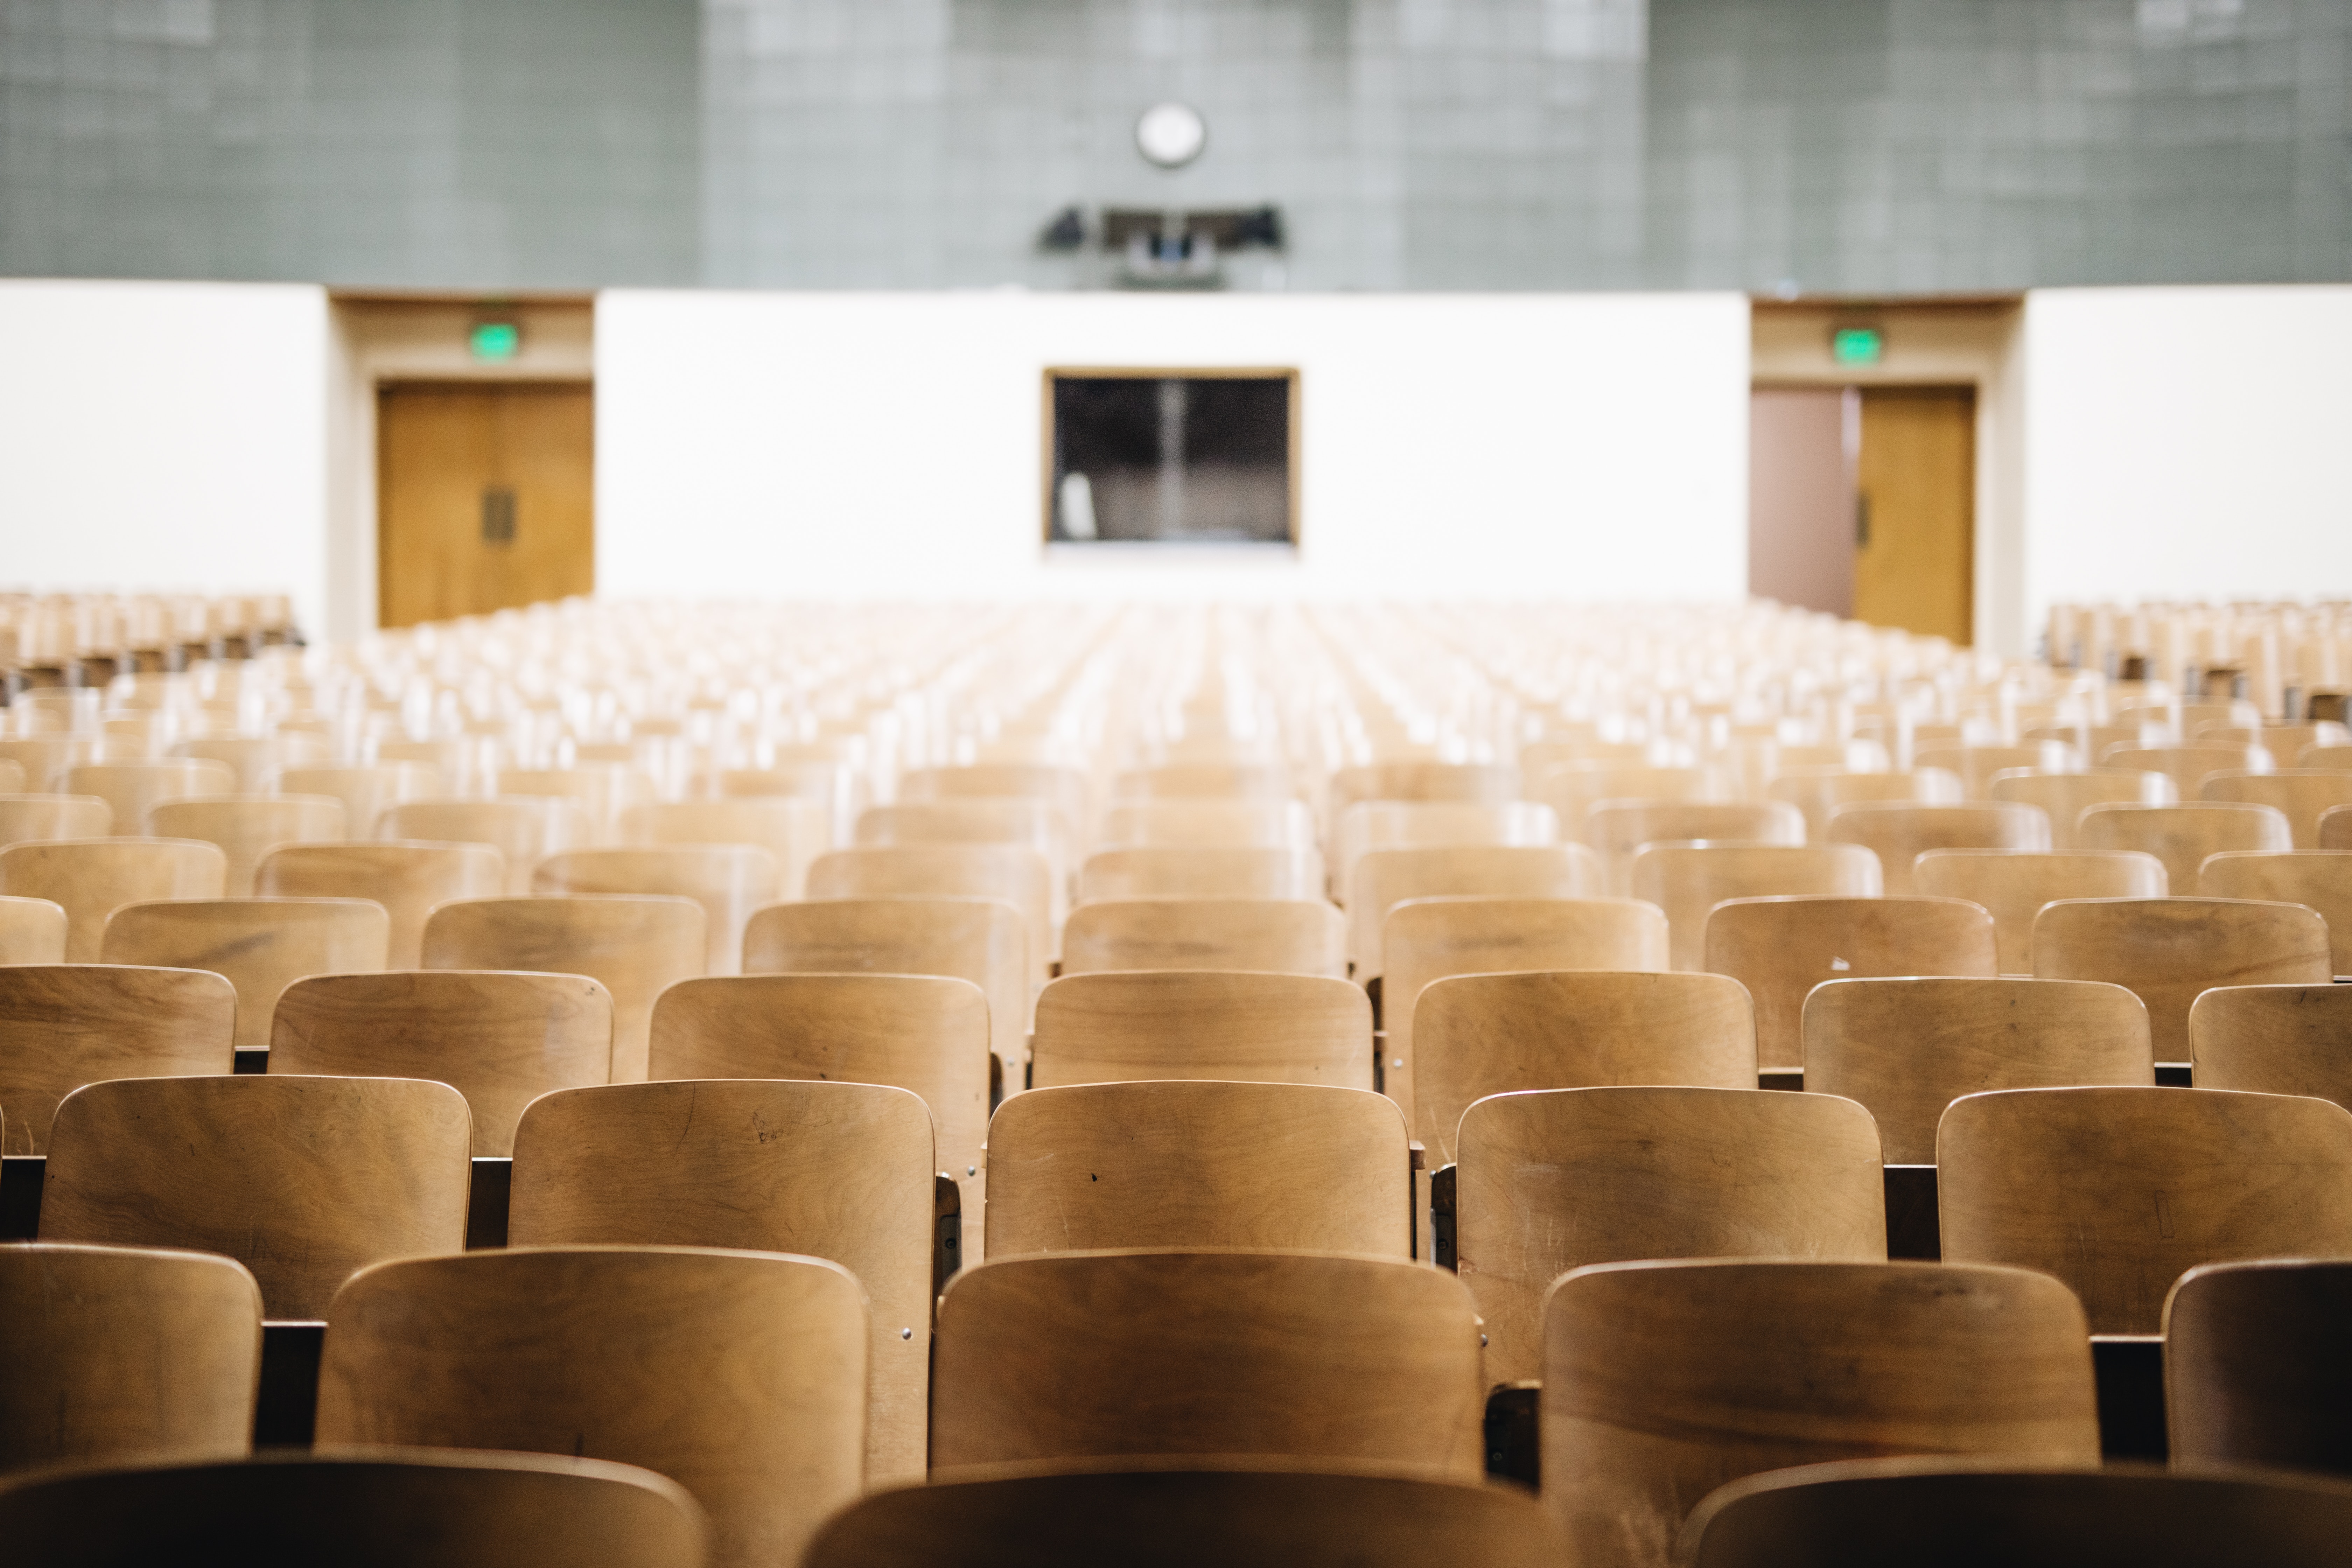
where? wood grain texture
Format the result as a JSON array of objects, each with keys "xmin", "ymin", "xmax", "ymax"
[
  {"xmin": 1059, "ymin": 898, "xmax": 1344, "ymax": 977},
  {"xmin": 2164, "ymin": 1258, "xmax": 2352, "ymax": 1475},
  {"xmin": 986, "ymin": 1080, "xmax": 1408, "ymax": 1258},
  {"xmin": 1078, "ymin": 846, "xmax": 1325, "ymax": 902},
  {"xmin": 931, "ymin": 1250, "xmax": 1485, "ymax": 1475},
  {"xmin": 255, "ymin": 841, "xmax": 506, "ymax": 968},
  {"xmin": 1824, "ymin": 803, "xmax": 2051, "ymax": 895},
  {"xmin": 0, "ymin": 964, "xmax": 236, "ymax": 1154},
  {"xmin": 2078, "ymin": 803, "xmax": 2292, "ymax": 890},
  {"xmin": 1348, "ymin": 845, "xmax": 1602, "ymax": 978},
  {"xmin": 1937, "ymin": 1085, "xmax": 2352, "ymax": 1335},
  {"xmin": 1412, "ymin": 971, "xmax": 1756, "ymax": 1162},
  {"xmin": 508, "ymin": 1079, "xmax": 933, "ymax": 1482},
  {"xmin": 278, "ymin": 765, "xmax": 445, "ymax": 845},
  {"xmin": 0, "ymin": 838, "xmax": 226, "ymax": 961},
  {"xmin": 421, "ymin": 895, "xmax": 703, "ymax": 1083},
  {"xmin": 0, "ymin": 793, "xmax": 112, "ymax": 845},
  {"xmin": 620, "ymin": 798, "xmax": 829, "ymax": 899},
  {"xmin": 0, "ymin": 895, "xmax": 66, "ymax": 965},
  {"xmin": 808, "ymin": 846, "xmax": 1055, "ymax": 983},
  {"xmin": 0, "ymin": 1242, "xmax": 260, "ymax": 1476},
  {"xmin": 1987, "ymin": 767, "xmax": 2178, "ymax": 849},
  {"xmin": 1912, "ymin": 849, "xmax": 2168, "ymax": 973},
  {"xmin": 2191, "ymin": 983, "xmax": 2352, "ymax": 1113},
  {"xmin": 1586, "ymin": 803, "xmax": 1804, "ymax": 894},
  {"xmin": 62, "ymin": 761, "xmax": 236, "ymax": 838},
  {"xmin": 316, "ymin": 1247, "xmax": 865, "ymax": 1568},
  {"xmin": 533, "ymin": 847, "xmax": 777, "ymax": 976},
  {"xmin": 1031, "ymin": 969, "xmax": 1370, "ymax": 1090},
  {"xmin": 1802, "ymin": 976, "xmax": 2152, "ymax": 1164},
  {"xmin": 1109, "ymin": 763, "xmax": 1297, "ymax": 800},
  {"xmin": 1095, "ymin": 800, "xmax": 1315, "ymax": 849},
  {"xmin": 1332, "ymin": 802, "xmax": 1559, "ymax": 900},
  {"xmin": 101, "ymin": 897, "xmax": 389, "ymax": 1046},
  {"xmin": 2032, "ymin": 897, "xmax": 2333, "ymax": 1060},
  {"xmin": 378, "ymin": 799, "xmax": 582, "ymax": 895},
  {"xmin": 1461, "ymin": 1087, "xmax": 1884, "ymax": 1385},
  {"xmin": 1766, "ymin": 768, "xmax": 1963, "ymax": 838},
  {"xmin": 272, "ymin": 970, "xmax": 612, "ymax": 1156},
  {"xmin": 2199, "ymin": 852, "xmax": 2352, "ymax": 975},
  {"xmin": 1703, "ymin": 896, "xmax": 1996, "ymax": 1073},
  {"xmin": 39, "ymin": 1074, "xmax": 472, "ymax": 1318},
  {"xmin": 2200, "ymin": 770, "xmax": 2352, "ymax": 847},
  {"xmin": 1630, "ymin": 844, "xmax": 1884, "ymax": 972},
  {"xmin": 1543, "ymin": 1258, "xmax": 2099, "ymax": 1568},
  {"xmin": 147, "ymin": 796, "xmax": 348, "ymax": 895},
  {"xmin": 1384, "ymin": 897, "xmax": 1670, "ymax": 1135}
]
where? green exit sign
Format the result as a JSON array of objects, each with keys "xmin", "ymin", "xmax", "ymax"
[
  {"xmin": 470, "ymin": 320, "xmax": 521, "ymax": 360},
  {"xmin": 1830, "ymin": 326, "xmax": 1884, "ymax": 365}
]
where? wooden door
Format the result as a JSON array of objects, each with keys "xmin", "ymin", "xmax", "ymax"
[
  {"xmin": 1854, "ymin": 387, "xmax": 1974, "ymax": 645},
  {"xmin": 378, "ymin": 383, "xmax": 594, "ymax": 629}
]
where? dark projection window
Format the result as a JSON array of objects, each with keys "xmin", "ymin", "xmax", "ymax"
[{"xmin": 1046, "ymin": 372, "xmax": 1296, "ymax": 545}]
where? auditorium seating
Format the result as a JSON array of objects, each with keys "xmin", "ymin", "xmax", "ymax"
[
  {"xmin": 0, "ymin": 964, "xmax": 235, "ymax": 1153},
  {"xmin": 1029, "ymin": 969, "xmax": 1370, "ymax": 1088},
  {"xmin": 1911, "ymin": 849, "xmax": 2168, "ymax": 972},
  {"xmin": 102, "ymin": 896, "xmax": 389, "ymax": 1044},
  {"xmin": 2032, "ymin": 896, "xmax": 2333, "ymax": 1059},
  {"xmin": 1058, "ymin": 896, "xmax": 1345, "ymax": 976},
  {"xmin": 2189, "ymin": 982, "xmax": 2352, "ymax": 1110}
]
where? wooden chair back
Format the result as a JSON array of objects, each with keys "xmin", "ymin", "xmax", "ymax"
[
  {"xmin": 1585, "ymin": 803, "xmax": 1803, "ymax": 895},
  {"xmin": 0, "ymin": 792, "xmax": 112, "ymax": 845},
  {"xmin": 931, "ymin": 1250, "xmax": 1485, "ymax": 1475},
  {"xmin": 807, "ymin": 845, "xmax": 1054, "ymax": 984},
  {"xmin": 1059, "ymin": 898, "xmax": 1344, "ymax": 977},
  {"xmin": 1461, "ymin": 1087, "xmax": 1884, "ymax": 1385},
  {"xmin": 2102, "ymin": 744, "xmax": 2274, "ymax": 796},
  {"xmin": 1803, "ymin": 976, "xmax": 2152, "ymax": 1164},
  {"xmin": 2032, "ymin": 896, "xmax": 2333, "ymax": 1060},
  {"xmin": 1079, "ymin": 846, "xmax": 1325, "ymax": 903},
  {"xmin": 620, "ymin": 798, "xmax": 828, "ymax": 898},
  {"xmin": 255, "ymin": 841, "xmax": 505, "ymax": 968},
  {"xmin": 316, "ymin": 1247, "xmax": 864, "ymax": 1568},
  {"xmin": 377, "ymin": 799, "xmax": 581, "ymax": 895},
  {"xmin": 1987, "ymin": 766, "xmax": 2178, "ymax": 849},
  {"xmin": 1543, "ymin": 1258, "xmax": 2099, "ymax": 1568},
  {"xmin": 1912, "ymin": 849, "xmax": 2168, "ymax": 972},
  {"xmin": 0, "ymin": 895, "xmax": 66, "ymax": 964},
  {"xmin": 1912, "ymin": 743, "xmax": 2079, "ymax": 793},
  {"xmin": 1938, "ymin": 1084, "xmax": 2352, "ymax": 1334},
  {"xmin": 1347, "ymin": 845, "xmax": 1602, "ymax": 979},
  {"xmin": 1031, "ymin": 970, "xmax": 1369, "ymax": 1090},
  {"xmin": 0, "ymin": 964, "xmax": 235, "ymax": 1154},
  {"xmin": 146, "ymin": 795, "xmax": 347, "ymax": 895},
  {"xmin": 0, "ymin": 738, "xmax": 96, "ymax": 792},
  {"xmin": 533, "ymin": 847, "xmax": 777, "ymax": 976},
  {"xmin": 273, "ymin": 971, "xmax": 611, "ymax": 1156},
  {"xmin": 102, "ymin": 897, "xmax": 389, "ymax": 1046},
  {"xmin": 509, "ymin": 1079, "xmax": 934, "ymax": 1482},
  {"xmin": 857, "ymin": 801, "xmax": 1072, "ymax": 900},
  {"xmin": 277, "ymin": 764, "xmax": 444, "ymax": 845},
  {"xmin": 901, "ymin": 763, "xmax": 1087, "ymax": 820},
  {"xmin": 1824, "ymin": 803, "xmax": 2050, "ymax": 895},
  {"xmin": 1330, "ymin": 761, "xmax": 1519, "ymax": 814},
  {"xmin": 2190, "ymin": 982, "xmax": 2352, "ymax": 1113},
  {"xmin": 63, "ymin": 761, "xmax": 236, "ymax": 837},
  {"xmin": 1532, "ymin": 765, "xmax": 1722, "ymax": 841},
  {"xmin": 707, "ymin": 763, "xmax": 866, "ymax": 844},
  {"xmin": 2200, "ymin": 770, "xmax": 2352, "ymax": 847},
  {"xmin": 1096, "ymin": 800, "xmax": 1314, "ymax": 849},
  {"xmin": 2199, "ymin": 851, "xmax": 2352, "ymax": 975},
  {"xmin": 2329, "ymin": 804, "xmax": 2352, "ymax": 848},
  {"xmin": 2165, "ymin": 1258, "xmax": 2352, "ymax": 1475},
  {"xmin": 1629, "ymin": 843, "xmax": 1883, "ymax": 971},
  {"xmin": 2308, "ymin": 746, "xmax": 2352, "ymax": 772},
  {"xmin": 1703, "ymin": 896, "xmax": 1995, "ymax": 1073},
  {"xmin": 0, "ymin": 760, "xmax": 23, "ymax": 792},
  {"xmin": 39, "ymin": 1074, "xmax": 471, "ymax": 1317},
  {"xmin": 169, "ymin": 736, "xmax": 331, "ymax": 792},
  {"xmin": 491, "ymin": 767, "xmax": 655, "ymax": 846},
  {"xmin": 2078, "ymin": 802, "xmax": 2292, "ymax": 888},
  {"xmin": 1765, "ymin": 768, "xmax": 1962, "ymax": 838},
  {"xmin": 1110, "ymin": 763, "xmax": 1296, "ymax": 800},
  {"xmin": 0, "ymin": 838, "xmax": 226, "ymax": 960},
  {"xmin": 1332, "ymin": 802, "xmax": 1558, "ymax": 901}
]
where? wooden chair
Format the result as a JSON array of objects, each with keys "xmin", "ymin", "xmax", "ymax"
[
  {"xmin": 1031, "ymin": 970, "xmax": 1370, "ymax": 1090},
  {"xmin": 620, "ymin": 797, "xmax": 829, "ymax": 898},
  {"xmin": 2329, "ymin": 804, "xmax": 2352, "ymax": 848},
  {"xmin": 1412, "ymin": 971, "xmax": 1756, "ymax": 1162},
  {"xmin": 1988, "ymin": 766, "xmax": 2177, "ymax": 849},
  {"xmin": 1347, "ymin": 845, "xmax": 1602, "ymax": 979},
  {"xmin": 2077, "ymin": 802, "xmax": 2292, "ymax": 889},
  {"xmin": 0, "ymin": 737, "xmax": 96, "ymax": 793},
  {"xmin": 1803, "ymin": 977, "xmax": 2152, "ymax": 1164},
  {"xmin": 742, "ymin": 896, "xmax": 1028, "ymax": 1086},
  {"xmin": 801, "ymin": 1460, "xmax": 1563, "ymax": 1568},
  {"xmin": 1330, "ymin": 761, "xmax": 1518, "ymax": 814},
  {"xmin": 807, "ymin": 845, "xmax": 1055, "ymax": 985},
  {"xmin": 0, "ymin": 895, "xmax": 66, "ymax": 964},
  {"xmin": 272, "ymin": 971, "xmax": 611, "ymax": 1156},
  {"xmin": 509, "ymin": 1079, "xmax": 935, "ymax": 1482},
  {"xmin": 1460, "ymin": 1087, "xmax": 1884, "ymax": 1386},
  {"xmin": 278, "ymin": 764, "xmax": 443, "ymax": 845},
  {"xmin": 1585, "ymin": 803, "xmax": 1804, "ymax": 895},
  {"xmin": 901, "ymin": 762, "xmax": 1087, "ymax": 822},
  {"xmin": 1824, "ymin": 803, "xmax": 2051, "ymax": 895},
  {"xmin": 255, "ymin": 841, "xmax": 505, "ymax": 968},
  {"xmin": 1079, "ymin": 846, "xmax": 1326, "ymax": 903},
  {"xmin": 378, "ymin": 799, "xmax": 581, "ymax": 895},
  {"xmin": 169, "ymin": 735, "xmax": 331, "ymax": 792},
  {"xmin": 0, "ymin": 792, "xmax": 112, "ymax": 845},
  {"xmin": 2307, "ymin": 745, "xmax": 2352, "ymax": 772},
  {"xmin": 1912, "ymin": 742, "xmax": 2079, "ymax": 794},
  {"xmin": 1543, "ymin": 1258, "xmax": 2099, "ymax": 1568},
  {"xmin": 1629, "ymin": 844, "xmax": 1883, "ymax": 972},
  {"xmin": 1110, "ymin": 763, "xmax": 1295, "ymax": 800},
  {"xmin": 1938, "ymin": 1085, "xmax": 2352, "ymax": 1334},
  {"xmin": 493, "ymin": 766, "xmax": 655, "ymax": 846},
  {"xmin": 0, "ymin": 1242, "xmax": 261, "ymax": 1476},
  {"xmin": 1383, "ymin": 897, "xmax": 1671, "ymax": 1134},
  {"xmin": 0, "ymin": 964, "xmax": 235, "ymax": 1154},
  {"xmin": 533, "ymin": 847, "xmax": 777, "ymax": 977},
  {"xmin": 146, "ymin": 795, "xmax": 348, "ymax": 895},
  {"xmin": 2102, "ymin": 744, "xmax": 2274, "ymax": 796},
  {"xmin": 2032, "ymin": 897, "xmax": 2332, "ymax": 1061},
  {"xmin": 2190, "ymin": 983, "xmax": 2352, "ymax": 1112},
  {"xmin": 2200, "ymin": 852, "xmax": 2352, "ymax": 975},
  {"xmin": 316, "ymin": 1247, "xmax": 863, "ymax": 1568},
  {"xmin": 1676, "ymin": 1456, "xmax": 2352, "ymax": 1568},
  {"xmin": 1766, "ymin": 768, "xmax": 1962, "ymax": 839},
  {"xmin": 1703, "ymin": 896, "xmax": 1995, "ymax": 1074},
  {"xmin": 0, "ymin": 1449, "xmax": 712, "ymax": 1567},
  {"xmin": 2200, "ymin": 770, "xmax": 2352, "ymax": 846},
  {"xmin": 63, "ymin": 761, "xmax": 236, "ymax": 837},
  {"xmin": 2165, "ymin": 1257, "xmax": 2352, "ymax": 1476},
  {"xmin": 422, "ymin": 895, "xmax": 702, "ymax": 1083},
  {"xmin": 39, "ymin": 1074, "xmax": 471, "ymax": 1317},
  {"xmin": 858, "ymin": 801, "xmax": 1073, "ymax": 906},
  {"xmin": 1095, "ymin": 800, "xmax": 1315, "ymax": 849},
  {"xmin": 1912, "ymin": 849, "xmax": 2169, "ymax": 973},
  {"xmin": 931, "ymin": 1250, "xmax": 1484, "ymax": 1474},
  {"xmin": 708, "ymin": 763, "xmax": 865, "ymax": 845},
  {"xmin": 102, "ymin": 897, "xmax": 389, "ymax": 1046},
  {"xmin": 1532, "ymin": 765, "xmax": 1723, "ymax": 842},
  {"xmin": 647, "ymin": 972, "xmax": 990, "ymax": 1246},
  {"xmin": 0, "ymin": 759, "xmax": 23, "ymax": 793},
  {"xmin": 1059, "ymin": 898, "xmax": 1344, "ymax": 978},
  {"xmin": 987, "ymin": 1081, "xmax": 1408, "ymax": 1258},
  {"xmin": 1332, "ymin": 801, "xmax": 1558, "ymax": 901},
  {"xmin": 0, "ymin": 838, "xmax": 226, "ymax": 961}
]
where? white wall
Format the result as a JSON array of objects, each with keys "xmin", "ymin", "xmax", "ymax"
[
  {"xmin": 0, "ymin": 280, "xmax": 330, "ymax": 636},
  {"xmin": 596, "ymin": 290, "xmax": 1751, "ymax": 602},
  {"xmin": 2023, "ymin": 286, "xmax": 2352, "ymax": 641}
]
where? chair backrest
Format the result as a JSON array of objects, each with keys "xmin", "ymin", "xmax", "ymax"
[
  {"xmin": 272, "ymin": 971, "xmax": 612, "ymax": 1156},
  {"xmin": 421, "ymin": 895, "xmax": 703, "ymax": 1082},
  {"xmin": 1383, "ymin": 897, "xmax": 1671, "ymax": 1136},
  {"xmin": 806, "ymin": 845, "xmax": 1055, "ymax": 984},
  {"xmin": 255, "ymin": 841, "xmax": 505, "ymax": 968},
  {"xmin": 2077, "ymin": 801, "xmax": 2293, "ymax": 889},
  {"xmin": 1095, "ymin": 800, "xmax": 1315, "ymax": 849},
  {"xmin": 377, "ymin": 799, "xmax": 581, "ymax": 895},
  {"xmin": 2102, "ymin": 744, "xmax": 2274, "ymax": 796},
  {"xmin": 987, "ymin": 1081, "xmax": 1408, "ymax": 1259},
  {"xmin": 1803, "ymin": 976, "xmax": 2152, "ymax": 1164},
  {"xmin": 800, "ymin": 1460, "xmax": 1564, "ymax": 1568},
  {"xmin": 101, "ymin": 897, "xmax": 390, "ymax": 1046},
  {"xmin": 0, "ymin": 737, "xmax": 97, "ymax": 792},
  {"xmin": 1079, "ymin": 846, "xmax": 1326, "ymax": 902},
  {"xmin": 1059, "ymin": 898, "xmax": 1344, "ymax": 978},
  {"xmin": 492, "ymin": 767, "xmax": 656, "ymax": 845},
  {"xmin": 169, "ymin": 736, "xmax": 332, "ymax": 792},
  {"xmin": 1987, "ymin": 766, "xmax": 2178, "ymax": 849},
  {"xmin": 1531, "ymin": 765, "xmax": 1722, "ymax": 840},
  {"xmin": 146, "ymin": 795, "xmax": 347, "ymax": 896},
  {"xmin": 2329, "ymin": 804, "xmax": 2352, "ymax": 848},
  {"xmin": 0, "ymin": 894, "xmax": 66, "ymax": 964},
  {"xmin": 0, "ymin": 837, "xmax": 226, "ymax": 960},
  {"xmin": 931, "ymin": 1250, "xmax": 1485, "ymax": 1475},
  {"xmin": 1347, "ymin": 845, "xmax": 1602, "ymax": 978},
  {"xmin": 1585, "ymin": 802, "xmax": 1804, "ymax": 894},
  {"xmin": 1913, "ymin": 743, "xmax": 2080, "ymax": 794},
  {"xmin": 1824, "ymin": 803, "xmax": 2051, "ymax": 895},
  {"xmin": 316, "ymin": 1247, "xmax": 863, "ymax": 1568},
  {"xmin": 2165, "ymin": 1257, "xmax": 2352, "ymax": 1475},
  {"xmin": 2200, "ymin": 770, "xmax": 2352, "ymax": 847},
  {"xmin": 533, "ymin": 847, "xmax": 778, "ymax": 976},
  {"xmin": 0, "ymin": 1242, "xmax": 261, "ymax": 1477},
  {"xmin": 1110, "ymin": 763, "xmax": 1296, "ymax": 800},
  {"xmin": 0, "ymin": 964, "xmax": 235, "ymax": 1155},
  {"xmin": 1330, "ymin": 762, "xmax": 1518, "ymax": 814},
  {"xmin": 1703, "ymin": 896, "xmax": 1996, "ymax": 1073},
  {"xmin": 1911, "ymin": 849, "xmax": 2168, "ymax": 973},
  {"xmin": 1412, "ymin": 971, "xmax": 1756, "ymax": 1162},
  {"xmin": 63, "ymin": 761, "xmax": 237, "ymax": 837},
  {"xmin": 1031, "ymin": 970, "xmax": 1371, "ymax": 1090},
  {"xmin": 2199, "ymin": 851, "xmax": 2352, "ymax": 976},
  {"xmin": 0, "ymin": 1449, "xmax": 712, "ymax": 1568},
  {"xmin": 1629, "ymin": 844, "xmax": 1883, "ymax": 971},
  {"xmin": 1332, "ymin": 802, "xmax": 1558, "ymax": 900},
  {"xmin": 1765, "ymin": 768, "xmax": 1963, "ymax": 838},
  {"xmin": 901, "ymin": 763, "xmax": 1087, "ymax": 819},
  {"xmin": 277, "ymin": 764, "xmax": 443, "ymax": 845},
  {"xmin": 0, "ymin": 792, "xmax": 112, "ymax": 845},
  {"xmin": 2190, "ymin": 982, "xmax": 2352, "ymax": 1113},
  {"xmin": 1460, "ymin": 1087, "xmax": 1884, "ymax": 1385},
  {"xmin": 509, "ymin": 1079, "xmax": 934, "ymax": 1482},
  {"xmin": 619, "ymin": 797, "xmax": 829, "ymax": 899},
  {"xmin": 39, "ymin": 1074, "xmax": 471, "ymax": 1317},
  {"xmin": 857, "ymin": 801, "xmax": 1071, "ymax": 889},
  {"xmin": 2032, "ymin": 896, "xmax": 2333, "ymax": 1060},
  {"xmin": 1543, "ymin": 1258, "xmax": 2100, "ymax": 1568},
  {"xmin": 1938, "ymin": 1085, "xmax": 2352, "ymax": 1334}
]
